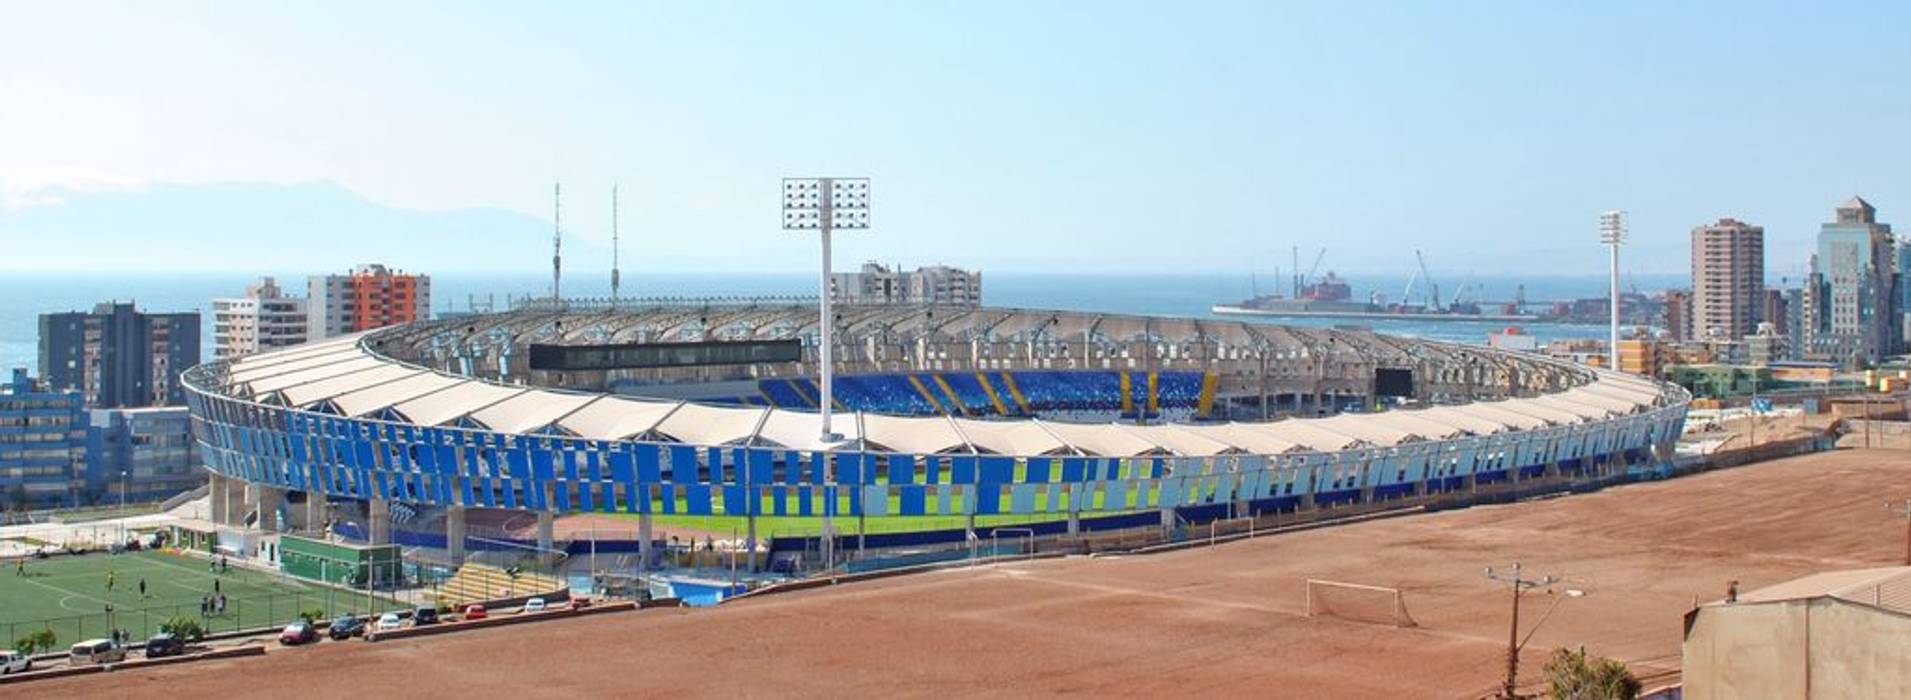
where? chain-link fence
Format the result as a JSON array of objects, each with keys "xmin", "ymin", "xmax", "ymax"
[{"xmin": 3, "ymin": 586, "xmax": 406, "ymax": 652}]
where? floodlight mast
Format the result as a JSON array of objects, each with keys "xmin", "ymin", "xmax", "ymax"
[
  {"xmin": 784, "ymin": 177, "xmax": 871, "ymax": 573},
  {"xmin": 1600, "ymin": 211, "xmax": 1627, "ymax": 370}
]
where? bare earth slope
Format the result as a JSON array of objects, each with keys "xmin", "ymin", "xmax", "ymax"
[{"xmin": 35, "ymin": 449, "xmax": 1909, "ymax": 699}]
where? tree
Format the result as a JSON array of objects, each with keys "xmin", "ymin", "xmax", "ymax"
[
  {"xmin": 15, "ymin": 628, "xmax": 56, "ymax": 654},
  {"xmin": 5, "ymin": 484, "xmax": 29, "ymax": 513},
  {"xmin": 161, "ymin": 615, "xmax": 205, "ymax": 642},
  {"xmin": 300, "ymin": 607, "xmax": 325, "ymax": 624},
  {"xmin": 1544, "ymin": 647, "xmax": 1640, "ymax": 700}
]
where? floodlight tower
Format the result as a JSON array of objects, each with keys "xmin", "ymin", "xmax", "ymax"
[
  {"xmin": 611, "ymin": 183, "xmax": 622, "ymax": 305},
  {"xmin": 1600, "ymin": 210, "xmax": 1626, "ymax": 370},
  {"xmin": 552, "ymin": 182, "xmax": 564, "ymax": 302},
  {"xmin": 782, "ymin": 177, "xmax": 871, "ymax": 442}
]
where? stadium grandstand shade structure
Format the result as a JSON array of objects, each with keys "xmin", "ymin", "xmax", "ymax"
[{"xmin": 182, "ymin": 301, "xmax": 1687, "ymax": 523}]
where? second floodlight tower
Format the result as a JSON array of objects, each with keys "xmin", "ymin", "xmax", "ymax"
[
  {"xmin": 783, "ymin": 177, "xmax": 871, "ymax": 441},
  {"xmin": 1599, "ymin": 210, "xmax": 1627, "ymax": 370}
]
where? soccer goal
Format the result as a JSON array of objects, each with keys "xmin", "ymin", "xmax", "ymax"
[{"xmin": 1304, "ymin": 579, "xmax": 1418, "ymax": 628}]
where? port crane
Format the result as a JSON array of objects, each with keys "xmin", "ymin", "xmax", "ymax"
[{"xmin": 1414, "ymin": 249, "xmax": 1442, "ymax": 311}]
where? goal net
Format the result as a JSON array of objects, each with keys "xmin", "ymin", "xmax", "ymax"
[{"xmin": 1304, "ymin": 579, "xmax": 1417, "ymax": 628}]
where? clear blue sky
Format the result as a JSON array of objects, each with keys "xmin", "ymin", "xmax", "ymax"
[{"xmin": 2, "ymin": 1, "xmax": 1906, "ymax": 277}]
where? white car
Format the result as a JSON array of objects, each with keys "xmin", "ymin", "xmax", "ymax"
[
  {"xmin": 0, "ymin": 649, "xmax": 30, "ymax": 675},
  {"xmin": 521, "ymin": 598, "xmax": 547, "ymax": 613},
  {"xmin": 376, "ymin": 612, "xmax": 403, "ymax": 631}
]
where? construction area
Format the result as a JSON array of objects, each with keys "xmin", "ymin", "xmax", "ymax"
[{"xmin": 25, "ymin": 445, "xmax": 1910, "ymax": 698}]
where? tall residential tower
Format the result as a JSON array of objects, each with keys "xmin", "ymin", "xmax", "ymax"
[
  {"xmin": 307, "ymin": 264, "xmax": 431, "ymax": 340},
  {"xmin": 38, "ymin": 302, "xmax": 201, "ymax": 408},
  {"xmin": 1689, "ymin": 218, "xmax": 1764, "ymax": 341},
  {"xmin": 212, "ymin": 277, "xmax": 308, "ymax": 358}
]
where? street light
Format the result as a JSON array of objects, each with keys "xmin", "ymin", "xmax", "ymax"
[
  {"xmin": 1599, "ymin": 211, "xmax": 1627, "ymax": 371},
  {"xmin": 783, "ymin": 176, "xmax": 870, "ymax": 572}
]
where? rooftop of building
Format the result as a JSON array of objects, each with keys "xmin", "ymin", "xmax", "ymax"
[{"xmin": 1728, "ymin": 566, "xmax": 1911, "ymax": 615}]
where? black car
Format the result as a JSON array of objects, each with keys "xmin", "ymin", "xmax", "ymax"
[
  {"xmin": 328, "ymin": 615, "xmax": 366, "ymax": 640},
  {"xmin": 411, "ymin": 606, "xmax": 440, "ymax": 625},
  {"xmin": 144, "ymin": 633, "xmax": 185, "ymax": 658}
]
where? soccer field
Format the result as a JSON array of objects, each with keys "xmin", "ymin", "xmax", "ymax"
[{"xmin": 0, "ymin": 550, "xmax": 400, "ymax": 648}]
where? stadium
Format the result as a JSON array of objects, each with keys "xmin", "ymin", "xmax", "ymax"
[{"xmin": 178, "ymin": 297, "xmax": 1689, "ymax": 588}]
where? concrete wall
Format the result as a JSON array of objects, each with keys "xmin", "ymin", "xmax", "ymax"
[{"xmin": 1685, "ymin": 598, "xmax": 1911, "ymax": 699}]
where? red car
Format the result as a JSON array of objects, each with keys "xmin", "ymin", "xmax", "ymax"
[
  {"xmin": 566, "ymin": 595, "xmax": 593, "ymax": 611},
  {"xmin": 461, "ymin": 604, "xmax": 487, "ymax": 620},
  {"xmin": 278, "ymin": 621, "xmax": 318, "ymax": 646}
]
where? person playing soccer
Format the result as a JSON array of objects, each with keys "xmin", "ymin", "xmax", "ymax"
[{"xmin": 105, "ymin": 569, "xmax": 117, "ymax": 593}]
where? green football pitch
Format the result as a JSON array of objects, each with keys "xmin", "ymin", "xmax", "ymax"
[{"xmin": 0, "ymin": 550, "xmax": 402, "ymax": 648}]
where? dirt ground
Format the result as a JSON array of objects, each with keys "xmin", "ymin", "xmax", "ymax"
[{"xmin": 32, "ymin": 448, "xmax": 1911, "ymax": 699}]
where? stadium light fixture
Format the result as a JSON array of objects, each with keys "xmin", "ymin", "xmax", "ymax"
[
  {"xmin": 1599, "ymin": 210, "xmax": 1626, "ymax": 371},
  {"xmin": 784, "ymin": 177, "xmax": 870, "ymax": 573}
]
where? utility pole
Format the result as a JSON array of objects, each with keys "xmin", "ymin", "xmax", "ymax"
[
  {"xmin": 1486, "ymin": 562, "xmax": 1556, "ymax": 700},
  {"xmin": 1888, "ymin": 499, "xmax": 1911, "ymax": 566}
]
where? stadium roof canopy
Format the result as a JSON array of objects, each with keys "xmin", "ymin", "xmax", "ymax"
[{"xmin": 211, "ymin": 316, "xmax": 1676, "ymax": 459}]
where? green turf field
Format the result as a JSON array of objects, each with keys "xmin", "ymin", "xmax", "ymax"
[{"xmin": 0, "ymin": 550, "xmax": 402, "ymax": 649}]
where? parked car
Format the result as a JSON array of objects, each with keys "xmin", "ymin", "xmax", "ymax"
[
  {"xmin": 278, "ymin": 621, "xmax": 318, "ymax": 646},
  {"xmin": 0, "ymin": 649, "xmax": 31, "ymax": 674},
  {"xmin": 68, "ymin": 639, "xmax": 126, "ymax": 665},
  {"xmin": 521, "ymin": 598, "xmax": 547, "ymax": 613},
  {"xmin": 328, "ymin": 615, "xmax": 367, "ymax": 640},
  {"xmin": 566, "ymin": 595, "xmax": 593, "ymax": 611},
  {"xmin": 376, "ymin": 613, "xmax": 403, "ymax": 631},
  {"xmin": 143, "ymin": 632, "xmax": 185, "ymax": 658},
  {"xmin": 411, "ymin": 606, "xmax": 440, "ymax": 626},
  {"xmin": 460, "ymin": 604, "xmax": 486, "ymax": 621}
]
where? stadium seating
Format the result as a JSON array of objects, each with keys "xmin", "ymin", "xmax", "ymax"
[
  {"xmin": 433, "ymin": 562, "xmax": 565, "ymax": 607},
  {"xmin": 754, "ymin": 370, "xmax": 1212, "ymax": 419}
]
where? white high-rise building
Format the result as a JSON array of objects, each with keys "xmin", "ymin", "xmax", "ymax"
[
  {"xmin": 829, "ymin": 262, "xmax": 982, "ymax": 306},
  {"xmin": 212, "ymin": 277, "xmax": 308, "ymax": 358}
]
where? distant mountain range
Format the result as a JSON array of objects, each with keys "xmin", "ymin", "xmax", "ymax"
[{"xmin": 0, "ymin": 181, "xmax": 606, "ymax": 273}]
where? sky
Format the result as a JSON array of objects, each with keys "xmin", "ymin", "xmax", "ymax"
[{"xmin": 1, "ymin": 1, "xmax": 1908, "ymax": 278}]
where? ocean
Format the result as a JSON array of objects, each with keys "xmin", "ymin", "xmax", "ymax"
[{"xmin": 0, "ymin": 271, "xmax": 1684, "ymax": 373}]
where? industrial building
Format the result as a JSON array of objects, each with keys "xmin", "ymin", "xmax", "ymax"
[{"xmin": 1683, "ymin": 566, "xmax": 1911, "ymax": 699}]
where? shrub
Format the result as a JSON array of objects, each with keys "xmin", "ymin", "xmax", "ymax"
[
  {"xmin": 14, "ymin": 628, "xmax": 56, "ymax": 654},
  {"xmin": 300, "ymin": 607, "xmax": 325, "ymax": 623},
  {"xmin": 1544, "ymin": 647, "xmax": 1640, "ymax": 700},
  {"xmin": 161, "ymin": 615, "xmax": 206, "ymax": 642}
]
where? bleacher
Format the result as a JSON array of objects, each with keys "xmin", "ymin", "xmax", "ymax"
[
  {"xmin": 753, "ymin": 370, "xmax": 1213, "ymax": 419},
  {"xmin": 433, "ymin": 562, "xmax": 565, "ymax": 608}
]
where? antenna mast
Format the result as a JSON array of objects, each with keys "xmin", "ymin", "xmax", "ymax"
[
  {"xmin": 552, "ymin": 181, "xmax": 563, "ymax": 301},
  {"xmin": 611, "ymin": 183, "xmax": 622, "ymax": 304}
]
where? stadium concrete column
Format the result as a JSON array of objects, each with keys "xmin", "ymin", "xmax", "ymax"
[
  {"xmin": 446, "ymin": 506, "xmax": 467, "ymax": 564},
  {"xmin": 305, "ymin": 489, "xmax": 328, "ymax": 531},
  {"xmin": 208, "ymin": 472, "xmax": 229, "ymax": 525},
  {"xmin": 537, "ymin": 509, "xmax": 555, "ymax": 552},
  {"xmin": 637, "ymin": 512, "xmax": 652, "ymax": 574},
  {"xmin": 223, "ymin": 477, "xmax": 247, "ymax": 527},
  {"xmin": 255, "ymin": 486, "xmax": 283, "ymax": 532},
  {"xmin": 369, "ymin": 498, "xmax": 391, "ymax": 545}
]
